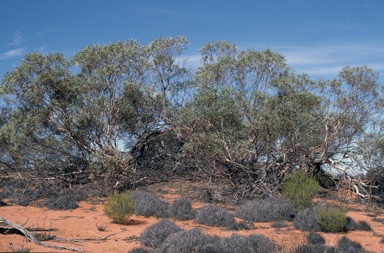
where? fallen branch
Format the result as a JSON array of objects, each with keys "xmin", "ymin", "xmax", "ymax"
[
  {"xmin": 0, "ymin": 217, "xmax": 84, "ymax": 253},
  {"xmin": 27, "ymin": 227, "xmax": 58, "ymax": 232}
]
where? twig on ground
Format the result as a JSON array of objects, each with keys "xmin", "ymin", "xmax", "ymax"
[{"xmin": 0, "ymin": 217, "xmax": 84, "ymax": 252}]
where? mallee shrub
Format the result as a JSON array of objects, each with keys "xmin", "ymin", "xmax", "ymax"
[
  {"xmin": 282, "ymin": 170, "xmax": 320, "ymax": 210},
  {"xmin": 103, "ymin": 190, "xmax": 135, "ymax": 224}
]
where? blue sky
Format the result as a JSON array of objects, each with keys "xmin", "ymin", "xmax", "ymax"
[{"xmin": 1, "ymin": 0, "xmax": 384, "ymax": 82}]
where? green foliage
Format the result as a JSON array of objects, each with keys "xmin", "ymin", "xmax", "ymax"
[
  {"xmin": 1, "ymin": 36, "xmax": 384, "ymax": 202},
  {"xmin": 282, "ymin": 170, "xmax": 320, "ymax": 210},
  {"xmin": 103, "ymin": 191, "xmax": 135, "ymax": 224},
  {"xmin": 315, "ymin": 204, "xmax": 347, "ymax": 233}
]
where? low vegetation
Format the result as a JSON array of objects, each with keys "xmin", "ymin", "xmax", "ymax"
[
  {"xmin": 315, "ymin": 204, "xmax": 347, "ymax": 233},
  {"xmin": 337, "ymin": 236, "xmax": 366, "ymax": 253},
  {"xmin": 161, "ymin": 229, "xmax": 217, "ymax": 253},
  {"xmin": 306, "ymin": 231, "xmax": 325, "ymax": 245},
  {"xmin": 291, "ymin": 236, "xmax": 366, "ymax": 253},
  {"xmin": 45, "ymin": 195, "xmax": 78, "ymax": 210},
  {"xmin": 131, "ymin": 191, "xmax": 170, "ymax": 218},
  {"xmin": 140, "ymin": 219, "xmax": 182, "ymax": 248},
  {"xmin": 103, "ymin": 190, "xmax": 135, "ymax": 224},
  {"xmin": 1, "ymin": 36, "xmax": 383, "ymax": 206},
  {"xmin": 282, "ymin": 170, "xmax": 320, "ymax": 210},
  {"xmin": 236, "ymin": 196, "xmax": 294, "ymax": 222},
  {"xmin": 219, "ymin": 234, "xmax": 275, "ymax": 253},
  {"xmin": 0, "ymin": 35, "xmax": 379, "ymax": 253},
  {"xmin": 345, "ymin": 217, "xmax": 372, "ymax": 231},
  {"xmin": 294, "ymin": 208, "xmax": 321, "ymax": 232},
  {"xmin": 169, "ymin": 198, "xmax": 196, "ymax": 220},
  {"xmin": 194, "ymin": 204, "xmax": 236, "ymax": 229}
]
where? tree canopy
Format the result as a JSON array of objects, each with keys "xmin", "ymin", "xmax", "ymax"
[{"xmin": 1, "ymin": 36, "xmax": 383, "ymax": 202}]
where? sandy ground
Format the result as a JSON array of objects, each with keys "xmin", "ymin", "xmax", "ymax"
[{"xmin": 1, "ymin": 193, "xmax": 384, "ymax": 253}]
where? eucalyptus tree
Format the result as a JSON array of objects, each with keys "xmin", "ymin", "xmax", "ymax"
[
  {"xmin": 147, "ymin": 36, "xmax": 192, "ymax": 125},
  {"xmin": 178, "ymin": 40, "xmax": 383, "ymax": 199},
  {"xmin": 0, "ymin": 40, "xmax": 164, "ymax": 178},
  {"xmin": 1, "ymin": 36, "xmax": 383, "ymax": 201},
  {"xmin": 302, "ymin": 66, "xmax": 384, "ymax": 177},
  {"xmin": 0, "ymin": 52, "xmax": 80, "ymax": 171}
]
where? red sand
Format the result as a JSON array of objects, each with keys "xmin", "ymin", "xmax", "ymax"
[{"xmin": 1, "ymin": 196, "xmax": 384, "ymax": 252}]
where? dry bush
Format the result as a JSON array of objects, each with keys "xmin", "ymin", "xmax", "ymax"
[
  {"xmin": 170, "ymin": 198, "xmax": 196, "ymax": 220},
  {"xmin": 345, "ymin": 217, "xmax": 372, "ymax": 232},
  {"xmin": 194, "ymin": 204, "xmax": 236, "ymax": 228},
  {"xmin": 236, "ymin": 196, "xmax": 294, "ymax": 222},
  {"xmin": 127, "ymin": 248, "xmax": 153, "ymax": 253},
  {"xmin": 291, "ymin": 244, "xmax": 336, "ymax": 253},
  {"xmin": 294, "ymin": 208, "xmax": 320, "ymax": 232},
  {"xmin": 45, "ymin": 195, "xmax": 78, "ymax": 210},
  {"xmin": 140, "ymin": 219, "xmax": 182, "ymax": 248},
  {"xmin": 132, "ymin": 191, "xmax": 170, "ymax": 218},
  {"xmin": 161, "ymin": 229, "xmax": 217, "ymax": 253},
  {"xmin": 306, "ymin": 231, "xmax": 325, "ymax": 245},
  {"xmin": 337, "ymin": 236, "xmax": 366, "ymax": 253},
  {"xmin": 219, "ymin": 234, "xmax": 274, "ymax": 253}
]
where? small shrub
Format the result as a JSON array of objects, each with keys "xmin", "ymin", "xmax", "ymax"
[
  {"xmin": 140, "ymin": 219, "xmax": 182, "ymax": 248},
  {"xmin": 194, "ymin": 204, "xmax": 236, "ymax": 228},
  {"xmin": 236, "ymin": 196, "xmax": 294, "ymax": 222},
  {"xmin": 294, "ymin": 208, "xmax": 320, "ymax": 232},
  {"xmin": 170, "ymin": 198, "xmax": 196, "ymax": 220},
  {"xmin": 219, "ymin": 234, "xmax": 274, "ymax": 253},
  {"xmin": 372, "ymin": 217, "xmax": 384, "ymax": 223},
  {"xmin": 132, "ymin": 191, "xmax": 170, "ymax": 218},
  {"xmin": 306, "ymin": 231, "xmax": 325, "ymax": 245},
  {"xmin": 8, "ymin": 243, "xmax": 31, "ymax": 253},
  {"xmin": 14, "ymin": 196, "xmax": 30, "ymax": 207},
  {"xmin": 0, "ymin": 185, "xmax": 13, "ymax": 199},
  {"xmin": 161, "ymin": 229, "xmax": 217, "ymax": 253},
  {"xmin": 291, "ymin": 244, "xmax": 337, "ymax": 253},
  {"xmin": 34, "ymin": 232, "xmax": 55, "ymax": 241},
  {"xmin": 344, "ymin": 216, "xmax": 358, "ymax": 232},
  {"xmin": 45, "ymin": 195, "xmax": 78, "ymax": 210},
  {"xmin": 103, "ymin": 190, "xmax": 135, "ymax": 224},
  {"xmin": 315, "ymin": 204, "xmax": 347, "ymax": 233},
  {"xmin": 282, "ymin": 170, "xmax": 320, "ymax": 210},
  {"xmin": 345, "ymin": 217, "xmax": 372, "ymax": 231},
  {"xmin": 337, "ymin": 236, "xmax": 365, "ymax": 253},
  {"xmin": 127, "ymin": 248, "xmax": 153, "ymax": 253}
]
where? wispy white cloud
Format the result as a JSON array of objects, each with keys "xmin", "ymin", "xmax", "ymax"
[
  {"xmin": 8, "ymin": 31, "xmax": 24, "ymax": 47},
  {"xmin": 184, "ymin": 42, "xmax": 384, "ymax": 82},
  {"xmin": 0, "ymin": 48, "xmax": 25, "ymax": 60},
  {"xmin": 269, "ymin": 42, "xmax": 384, "ymax": 78}
]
